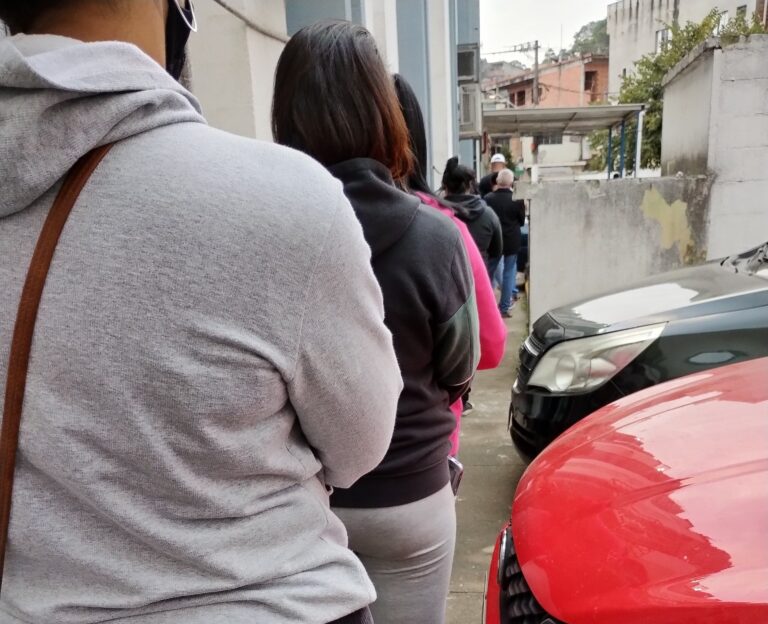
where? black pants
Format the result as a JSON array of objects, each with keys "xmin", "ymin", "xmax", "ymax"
[{"xmin": 329, "ymin": 607, "xmax": 374, "ymax": 624}]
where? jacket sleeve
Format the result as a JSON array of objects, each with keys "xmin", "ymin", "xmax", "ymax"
[
  {"xmin": 516, "ymin": 200, "xmax": 526, "ymax": 226},
  {"xmin": 457, "ymin": 220, "xmax": 507, "ymax": 370},
  {"xmin": 487, "ymin": 208, "xmax": 504, "ymax": 260},
  {"xmin": 287, "ymin": 195, "xmax": 402, "ymax": 488},
  {"xmin": 433, "ymin": 234, "xmax": 480, "ymax": 403}
]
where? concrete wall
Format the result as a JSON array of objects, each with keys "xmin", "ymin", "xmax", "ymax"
[
  {"xmin": 188, "ymin": 0, "xmax": 287, "ymax": 141},
  {"xmin": 661, "ymin": 35, "xmax": 768, "ymax": 258},
  {"xmin": 521, "ymin": 176, "xmax": 712, "ymax": 323},
  {"xmin": 607, "ymin": 0, "xmax": 758, "ymax": 96},
  {"xmin": 661, "ymin": 42, "xmax": 716, "ymax": 175},
  {"xmin": 706, "ymin": 35, "xmax": 768, "ymax": 258}
]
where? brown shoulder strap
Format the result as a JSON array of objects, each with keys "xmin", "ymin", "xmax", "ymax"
[{"xmin": 0, "ymin": 144, "xmax": 113, "ymax": 591}]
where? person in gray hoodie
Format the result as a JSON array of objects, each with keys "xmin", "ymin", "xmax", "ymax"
[{"xmin": 0, "ymin": 2, "xmax": 401, "ymax": 623}]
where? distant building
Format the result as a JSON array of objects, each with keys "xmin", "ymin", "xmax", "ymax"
[
  {"xmin": 483, "ymin": 54, "xmax": 609, "ymax": 173},
  {"xmin": 607, "ymin": 0, "xmax": 767, "ymax": 97},
  {"xmin": 480, "ymin": 58, "xmax": 527, "ymax": 91},
  {"xmin": 489, "ymin": 54, "xmax": 609, "ymax": 108}
]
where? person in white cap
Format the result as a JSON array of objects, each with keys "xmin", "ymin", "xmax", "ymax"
[{"xmin": 478, "ymin": 153, "xmax": 507, "ymax": 197}]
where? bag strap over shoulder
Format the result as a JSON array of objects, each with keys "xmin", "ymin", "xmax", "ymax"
[{"xmin": 0, "ymin": 144, "xmax": 114, "ymax": 591}]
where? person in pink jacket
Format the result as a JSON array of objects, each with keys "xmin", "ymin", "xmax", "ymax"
[{"xmin": 394, "ymin": 74, "xmax": 507, "ymax": 456}]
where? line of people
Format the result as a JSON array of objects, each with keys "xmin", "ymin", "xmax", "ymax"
[{"xmin": 0, "ymin": 5, "xmax": 511, "ymax": 624}]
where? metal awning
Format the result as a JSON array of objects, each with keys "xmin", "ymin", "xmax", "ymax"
[{"xmin": 483, "ymin": 103, "xmax": 645, "ymax": 136}]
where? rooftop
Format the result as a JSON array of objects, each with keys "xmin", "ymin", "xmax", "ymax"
[{"xmin": 483, "ymin": 103, "xmax": 645, "ymax": 136}]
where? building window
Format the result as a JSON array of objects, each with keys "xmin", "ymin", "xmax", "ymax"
[
  {"xmin": 737, "ymin": 5, "xmax": 748, "ymax": 18},
  {"xmin": 516, "ymin": 90, "xmax": 526, "ymax": 107},
  {"xmin": 718, "ymin": 11, "xmax": 730, "ymax": 32},
  {"xmin": 585, "ymin": 71, "xmax": 600, "ymax": 102},
  {"xmin": 537, "ymin": 134, "xmax": 563, "ymax": 145},
  {"xmin": 655, "ymin": 28, "xmax": 670, "ymax": 53},
  {"xmin": 584, "ymin": 71, "xmax": 598, "ymax": 91}
]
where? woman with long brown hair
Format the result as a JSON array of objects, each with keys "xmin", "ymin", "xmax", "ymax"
[{"xmin": 273, "ymin": 20, "xmax": 479, "ymax": 624}]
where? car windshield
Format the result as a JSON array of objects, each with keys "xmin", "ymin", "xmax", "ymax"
[{"xmin": 721, "ymin": 242, "xmax": 768, "ymax": 280}]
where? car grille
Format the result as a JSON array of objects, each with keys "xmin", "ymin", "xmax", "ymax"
[{"xmin": 500, "ymin": 528, "xmax": 562, "ymax": 624}]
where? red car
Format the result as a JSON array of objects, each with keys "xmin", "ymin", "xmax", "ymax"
[{"xmin": 485, "ymin": 357, "xmax": 768, "ymax": 624}]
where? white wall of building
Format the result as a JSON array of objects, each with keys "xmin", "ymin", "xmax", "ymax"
[
  {"xmin": 188, "ymin": 0, "xmax": 287, "ymax": 141},
  {"xmin": 187, "ymin": 0, "xmax": 464, "ymax": 181},
  {"xmin": 521, "ymin": 136, "xmax": 583, "ymax": 166},
  {"xmin": 426, "ymin": 0, "xmax": 456, "ymax": 188},
  {"xmin": 607, "ymin": 0, "xmax": 758, "ymax": 97},
  {"xmin": 705, "ymin": 35, "xmax": 768, "ymax": 258},
  {"xmin": 363, "ymin": 0, "xmax": 400, "ymax": 72}
]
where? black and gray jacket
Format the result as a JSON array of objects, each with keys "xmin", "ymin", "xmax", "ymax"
[
  {"xmin": 328, "ymin": 158, "xmax": 480, "ymax": 509},
  {"xmin": 485, "ymin": 188, "xmax": 526, "ymax": 256},
  {"xmin": 444, "ymin": 193, "xmax": 503, "ymax": 261}
]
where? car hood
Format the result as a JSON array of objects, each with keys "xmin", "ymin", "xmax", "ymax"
[
  {"xmin": 512, "ymin": 358, "xmax": 768, "ymax": 624},
  {"xmin": 543, "ymin": 261, "xmax": 768, "ymax": 340}
]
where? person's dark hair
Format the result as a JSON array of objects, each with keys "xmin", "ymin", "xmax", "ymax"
[
  {"xmin": 442, "ymin": 157, "xmax": 476, "ymax": 195},
  {"xmin": 272, "ymin": 20, "xmax": 414, "ymax": 181},
  {"xmin": 392, "ymin": 74, "xmax": 431, "ymax": 194},
  {"xmin": 393, "ymin": 73, "xmax": 469, "ymax": 218}
]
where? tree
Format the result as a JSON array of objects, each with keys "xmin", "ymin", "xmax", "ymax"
[
  {"xmin": 588, "ymin": 9, "xmax": 766, "ymax": 172},
  {"xmin": 543, "ymin": 47, "xmax": 558, "ymax": 64},
  {"xmin": 571, "ymin": 19, "xmax": 609, "ymax": 56}
]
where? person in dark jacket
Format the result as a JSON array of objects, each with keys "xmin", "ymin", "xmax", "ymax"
[
  {"xmin": 272, "ymin": 20, "xmax": 480, "ymax": 624},
  {"xmin": 441, "ymin": 157, "xmax": 502, "ymax": 276},
  {"xmin": 478, "ymin": 153, "xmax": 507, "ymax": 196},
  {"xmin": 485, "ymin": 169, "xmax": 526, "ymax": 317}
]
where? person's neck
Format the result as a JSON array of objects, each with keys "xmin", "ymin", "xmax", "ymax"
[{"xmin": 28, "ymin": 0, "xmax": 167, "ymax": 67}]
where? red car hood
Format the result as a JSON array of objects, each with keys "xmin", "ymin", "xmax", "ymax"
[{"xmin": 513, "ymin": 358, "xmax": 768, "ymax": 624}]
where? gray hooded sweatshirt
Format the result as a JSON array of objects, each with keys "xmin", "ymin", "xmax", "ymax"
[{"xmin": 0, "ymin": 34, "xmax": 401, "ymax": 624}]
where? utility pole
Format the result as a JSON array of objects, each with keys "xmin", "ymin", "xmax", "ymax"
[
  {"xmin": 483, "ymin": 40, "xmax": 541, "ymax": 105},
  {"xmin": 533, "ymin": 40, "xmax": 540, "ymax": 105}
]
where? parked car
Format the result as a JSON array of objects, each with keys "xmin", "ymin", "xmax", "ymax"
[
  {"xmin": 511, "ymin": 241, "xmax": 768, "ymax": 460},
  {"xmin": 486, "ymin": 357, "xmax": 768, "ymax": 624}
]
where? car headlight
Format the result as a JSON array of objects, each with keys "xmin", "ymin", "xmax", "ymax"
[{"xmin": 528, "ymin": 323, "xmax": 666, "ymax": 393}]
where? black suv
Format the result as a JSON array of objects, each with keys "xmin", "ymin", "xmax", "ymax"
[{"xmin": 511, "ymin": 242, "xmax": 768, "ymax": 460}]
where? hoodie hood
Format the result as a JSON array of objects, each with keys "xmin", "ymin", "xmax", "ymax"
[
  {"xmin": 0, "ymin": 34, "xmax": 205, "ymax": 217},
  {"xmin": 327, "ymin": 158, "xmax": 419, "ymax": 258},
  {"xmin": 443, "ymin": 193, "xmax": 486, "ymax": 222}
]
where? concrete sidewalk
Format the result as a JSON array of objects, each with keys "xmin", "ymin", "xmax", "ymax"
[{"xmin": 447, "ymin": 302, "xmax": 529, "ymax": 624}]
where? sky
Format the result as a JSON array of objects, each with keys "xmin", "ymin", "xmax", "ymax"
[{"xmin": 480, "ymin": 0, "xmax": 612, "ymax": 64}]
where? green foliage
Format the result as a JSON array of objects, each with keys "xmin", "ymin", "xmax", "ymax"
[
  {"xmin": 571, "ymin": 19, "xmax": 609, "ymax": 56},
  {"xmin": 588, "ymin": 9, "xmax": 766, "ymax": 172},
  {"xmin": 719, "ymin": 10, "xmax": 768, "ymax": 45}
]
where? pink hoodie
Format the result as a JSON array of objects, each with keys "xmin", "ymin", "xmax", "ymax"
[{"xmin": 416, "ymin": 192, "xmax": 507, "ymax": 455}]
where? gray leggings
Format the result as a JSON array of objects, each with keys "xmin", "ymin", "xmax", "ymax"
[{"xmin": 332, "ymin": 484, "xmax": 456, "ymax": 624}]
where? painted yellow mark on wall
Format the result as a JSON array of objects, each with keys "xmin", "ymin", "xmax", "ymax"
[{"xmin": 640, "ymin": 188, "xmax": 692, "ymax": 263}]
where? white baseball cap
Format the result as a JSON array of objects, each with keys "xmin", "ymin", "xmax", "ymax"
[{"xmin": 490, "ymin": 154, "xmax": 507, "ymax": 164}]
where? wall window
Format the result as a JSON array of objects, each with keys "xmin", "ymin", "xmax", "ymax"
[
  {"xmin": 655, "ymin": 28, "xmax": 670, "ymax": 53},
  {"xmin": 737, "ymin": 5, "xmax": 748, "ymax": 18},
  {"xmin": 718, "ymin": 11, "xmax": 730, "ymax": 32},
  {"xmin": 584, "ymin": 71, "xmax": 598, "ymax": 92},
  {"xmin": 537, "ymin": 134, "xmax": 563, "ymax": 145},
  {"xmin": 516, "ymin": 90, "xmax": 526, "ymax": 106}
]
